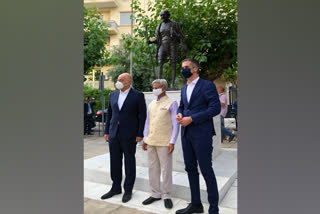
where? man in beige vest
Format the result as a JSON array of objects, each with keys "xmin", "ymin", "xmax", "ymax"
[{"xmin": 141, "ymin": 79, "xmax": 179, "ymax": 209}]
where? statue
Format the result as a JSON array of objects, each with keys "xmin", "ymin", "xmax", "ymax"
[{"xmin": 147, "ymin": 9, "xmax": 187, "ymax": 89}]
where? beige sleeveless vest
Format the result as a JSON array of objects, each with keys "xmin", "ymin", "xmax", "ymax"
[{"xmin": 144, "ymin": 96, "xmax": 175, "ymax": 146}]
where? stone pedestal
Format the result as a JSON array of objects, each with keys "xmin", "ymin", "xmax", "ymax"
[{"xmin": 135, "ymin": 91, "xmax": 222, "ymax": 172}]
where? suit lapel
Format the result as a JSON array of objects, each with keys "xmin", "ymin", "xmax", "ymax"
[
  {"xmin": 188, "ymin": 78, "xmax": 202, "ymax": 107},
  {"xmin": 182, "ymin": 85, "xmax": 189, "ymax": 107},
  {"xmin": 114, "ymin": 90, "xmax": 120, "ymax": 112}
]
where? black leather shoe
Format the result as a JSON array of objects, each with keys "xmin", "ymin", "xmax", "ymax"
[
  {"xmin": 228, "ymin": 134, "xmax": 235, "ymax": 142},
  {"xmin": 100, "ymin": 190, "xmax": 122, "ymax": 200},
  {"xmin": 122, "ymin": 192, "xmax": 132, "ymax": 203},
  {"xmin": 175, "ymin": 203, "xmax": 204, "ymax": 214},
  {"xmin": 164, "ymin": 198, "xmax": 173, "ymax": 209},
  {"xmin": 142, "ymin": 196, "xmax": 161, "ymax": 205}
]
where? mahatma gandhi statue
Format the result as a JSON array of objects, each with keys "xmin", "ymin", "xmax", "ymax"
[{"xmin": 147, "ymin": 9, "xmax": 187, "ymax": 89}]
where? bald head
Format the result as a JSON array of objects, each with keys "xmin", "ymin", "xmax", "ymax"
[
  {"xmin": 117, "ymin": 73, "xmax": 132, "ymax": 91},
  {"xmin": 118, "ymin": 73, "xmax": 132, "ymax": 82}
]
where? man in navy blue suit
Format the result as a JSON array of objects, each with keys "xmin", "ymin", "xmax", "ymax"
[
  {"xmin": 175, "ymin": 59, "xmax": 221, "ymax": 214},
  {"xmin": 84, "ymin": 96, "xmax": 96, "ymax": 135},
  {"xmin": 100, "ymin": 73, "xmax": 147, "ymax": 203}
]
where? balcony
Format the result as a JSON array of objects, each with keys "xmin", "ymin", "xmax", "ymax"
[
  {"xmin": 105, "ymin": 20, "xmax": 118, "ymax": 35},
  {"xmin": 84, "ymin": 0, "xmax": 119, "ymax": 8}
]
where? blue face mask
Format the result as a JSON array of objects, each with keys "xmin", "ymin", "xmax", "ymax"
[{"xmin": 182, "ymin": 68, "xmax": 193, "ymax": 79}]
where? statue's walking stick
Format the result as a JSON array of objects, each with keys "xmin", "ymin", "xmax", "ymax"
[{"xmin": 144, "ymin": 22, "xmax": 156, "ymax": 79}]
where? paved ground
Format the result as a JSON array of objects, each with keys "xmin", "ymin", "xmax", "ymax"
[
  {"xmin": 84, "ymin": 136, "xmax": 109, "ymax": 159},
  {"xmin": 84, "ymin": 198, "xmax": 154, "ymax": 214},
  {"xmin": 221, "ymin": 136, "xmax": 238, "ymax": 149},
  {"xmin": 84, "ymin": 122, "xmax": 237, "ymax": 214}
]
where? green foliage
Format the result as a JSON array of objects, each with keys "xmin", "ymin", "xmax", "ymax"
[
  {"xmin": 222, "ymin": 63, "xmax": 237, "ymax": 84},
  {"xmin": 84, "ymin": 7, "xmax": 110, "ymax": 75},
  {"xmin": 84, "ymin": 84, "xmax": 114, "ymax": 112},
  {"xmin": 107, "ymin": 33, "xmax": 185, "ymax": 91},
  {"xmin": 107, "ymin": 44, "xmax": 155, "ymax": 92},
  {"xmin": 86, "ymin": 70, "xmax": 101, "ymax": 81},
  {"xmin": 128, "ymin": 0, "xmax": 237, "ymax": 82}
]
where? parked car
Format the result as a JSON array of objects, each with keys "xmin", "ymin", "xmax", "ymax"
[{"xmin": 95, "ymin": 108, "xmax": 108, "ymax": 123}]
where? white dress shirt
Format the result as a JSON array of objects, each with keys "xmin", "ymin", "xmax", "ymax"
[
  {"xmin": 118, "ymin": 88, "xmax": 131, "ymax": 110},
  {"xmin": 186, "ymin": 76, "xmax": 200, "ymax": 102}
]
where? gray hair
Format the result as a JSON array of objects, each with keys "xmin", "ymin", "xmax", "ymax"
[
  {"xmin": 152, "ymin": 79, "xmax": 168, "ymax": 88},
  {"xmin": 182, "ymin": 58, "xmax": 200, "ymax": 69}
]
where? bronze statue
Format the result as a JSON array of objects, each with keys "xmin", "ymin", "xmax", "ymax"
[{"xmin": 147, "ymin": 9, "xmax": 187, "ymax": 89}]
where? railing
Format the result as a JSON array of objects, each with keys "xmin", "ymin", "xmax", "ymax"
[
  {"xmin": 105, "ymin": 20, "xmax": 118, "ymax": 29},
  {"xmin": 105, "ymin": 20, "xmax": 118, "ymax": 34}
]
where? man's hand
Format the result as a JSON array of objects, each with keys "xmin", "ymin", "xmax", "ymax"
[
  {"xmin": 180, "ymin": 116, "xmax": 192, "ymax": 127},
  {"xmin": 136, "ymin": 137, "xmax": 143, "ymax": 142},
  {"xmin": 176, "ymin": 113, "xmax": 183, "ymax": 123},
  {"xmin": 104, "ymin": 134, "xmax": 109, "ymax": 141},
  {"xmin": 168, "ymin": 144, "xmax": 174, "ymax": 154},
  {"xmin": 142, "ymin": 142, "xmax": 148, "ymax": 151}
]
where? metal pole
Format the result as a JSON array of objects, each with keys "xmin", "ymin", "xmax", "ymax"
[
  {"xmin": 93, "ymin": 70, "xmax": 95, "ymax": 87},
  {"xmin": 98, "ymin": 116, "xmax": 100, "ymax": 136},
  {"xmin": 101, "ymin": 72, "xmax": 105, "ymax": 133}
]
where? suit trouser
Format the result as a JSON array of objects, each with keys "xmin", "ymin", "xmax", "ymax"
[
  {"xmin": 108, "ymin": 131, "xmax": 137, "ymax": 193},
  {"xmin": 181, "ymin": 129, "xmax": 219, "ymax": 213},
  {"xmin": 148, "ymin": 145, "xmax": 173, "ymax": 199},
  {"xmin": 84, "ymin": 113, "xmax": 94, "ymax": 133}
]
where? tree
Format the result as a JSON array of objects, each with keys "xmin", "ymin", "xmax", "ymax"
[
  {"xmin": 107, "ymin": 44, "xmax": 155, "ymax": 92},
  {"xmin": 107, "ymin": 33, "xmax": 186, "ymax": 91},
  {"xmin": 84, "ymin": 7, "xmax": 109, "ymax": 75},
  {"xmin": 127, "ymin": 0, "xmax": 237, "ymax": 83},
  {"xmin": 84, "ymin": 84, "xmax": 113, "ymax": 112}
]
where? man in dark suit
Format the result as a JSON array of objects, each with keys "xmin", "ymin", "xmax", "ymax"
[
  {"xmin": 175, "ymin": 59, "xmax": 221, "ymax": 214},
  {"xmin": 101, "ymin": 73, "xmax": 147, "ymax": 203},
  {"xmin": 84, "ymin": 96, "xmax": 96, "ymax": 135}
]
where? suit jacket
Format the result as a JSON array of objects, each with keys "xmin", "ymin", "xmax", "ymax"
[
  {"xmin": 177, "ymin": 78, "xmax": 221, "ymax": 137},
  {"xmin": 84, "ymin": 102, "xmax": 96, "ymax": 115},
  {"xmin": 104, "ymin": 88, "xmax": 147, "ymax": 139}
]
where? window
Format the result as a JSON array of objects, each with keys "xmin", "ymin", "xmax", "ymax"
[{"xmin": 120, "ymin": 12, "xmax": 135, "ymax": 25}]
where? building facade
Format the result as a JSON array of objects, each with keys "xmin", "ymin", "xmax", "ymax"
[{"xmin": 84, "ymin": 0, "xmax": 151, "ymax": 89}]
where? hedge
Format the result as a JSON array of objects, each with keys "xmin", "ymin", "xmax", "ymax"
[{"xmin": 84, "ymin": 84, "xmax": 114, "ymax": 113}]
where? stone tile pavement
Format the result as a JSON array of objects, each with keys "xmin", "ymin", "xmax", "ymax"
[
  {"xmin": 84, "ymin": 180, "xmax": 237, "ymax": 214},
  {"xmin": 84, "ymin": 123, "xmax": 237, "ymax": 214},
  {"xmin": 84, "ymin": 198, "xmax": 154, "ymax": 214}
]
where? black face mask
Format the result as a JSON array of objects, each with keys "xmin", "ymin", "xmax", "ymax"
[{"xmin": 181, "ymin": 68, "xmax": 193, "ymax": 78}]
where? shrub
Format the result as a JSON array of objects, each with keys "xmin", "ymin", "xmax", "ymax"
[{"xmin": 84, "ymin": 84, "xmax": 114, "ymax": 113}]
